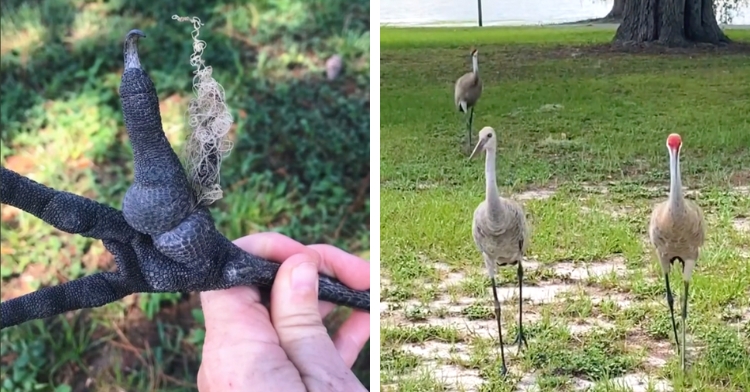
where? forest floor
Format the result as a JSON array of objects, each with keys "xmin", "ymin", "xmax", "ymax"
[{"xmin": 379, "ymin": 26, "xmax": 750, "ymax": 392}]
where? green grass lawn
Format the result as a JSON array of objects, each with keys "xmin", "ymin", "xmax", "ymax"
[
  {"xmin": 1, "ymin": 1, "xmax": 370, "ymax": 391},
  {"xmin": 380, "ymin": 25, "xmax": 750, "ymax": 392}
]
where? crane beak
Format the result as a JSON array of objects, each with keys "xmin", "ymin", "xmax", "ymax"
[{"xmin": 469, "ymin": 137, "xmax": 487, "ymax": 160}]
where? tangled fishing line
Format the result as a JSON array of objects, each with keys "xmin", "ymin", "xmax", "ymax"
[{"xmin": 173, "ymin": 15, "xmax": 234, "ymax": 206}]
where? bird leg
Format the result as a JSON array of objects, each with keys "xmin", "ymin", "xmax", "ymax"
[
  {"xmin": 467, "ymin": 106, "xmax": 475, "ymax": 149},
  {"xmin": 664, "ymin": 273, "xmax": 681, "ymax": 353},
  {"xmin": 490, "ymin": 276, "xmax": 508, "ymax": 376},
  {"xmin": 0, "ymin": 167, "xmax": 137, "ymax": 243},
  {"xmin": 512, "ymin": 260, "xmax": 528, "ymax": 353},
  {"xmin": 681, "ymin": 279, "xmax": 689, "ymax": 372},
  {"xmin": 679, "ymin": 257, "xmax": 689, "ymax": 372},
  {"xmin": 0, "ymin": 271, "xmax": 135, "ymax": 328}
]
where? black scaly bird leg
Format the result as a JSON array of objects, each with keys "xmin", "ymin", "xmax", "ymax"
[
  {"xmin": 679, "ymin": 258, "xmax": 688, "ymax": 372},
  {"xmin": 664, "ymin": 260, "xmax": 680, "ymax": 354},
  {"xmin": 467, "ymin": 106, "xmax": 474, "ymax": 149},
  {"xmin": 512, "ymin": 241, "xmax": 527, "ymax": 353},
  {"xmin": 491, "ymin": 276, "xmax": 508, "ymax": 376},
  {"xmin": 0, "ymin": 29, "xmax": 369, "ymax": 330}
]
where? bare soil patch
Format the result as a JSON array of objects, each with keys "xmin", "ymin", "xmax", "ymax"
[
  {"xmin": 729, "ymin": 169, "xmax": 750, "ymax": 186},
  {"xmin": 609, "ymin": 373, "xmax": 673, "ymax": 392},
  {"xmin": 733, "ymin": 217, "xmax": 750, "ymax": 233},
  {"xmin": 515, "ymin": 189, "xmax": 556, "ymax": 201}
]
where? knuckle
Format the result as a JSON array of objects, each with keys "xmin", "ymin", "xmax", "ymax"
[{"xmin": 277, "ymin": 311, "xmax": 326, "ymax": 332}]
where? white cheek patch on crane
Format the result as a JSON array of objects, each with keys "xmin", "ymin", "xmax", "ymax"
[{"xmin": 173, "ymin": 15, "xmax": 234, "ymax": 207}]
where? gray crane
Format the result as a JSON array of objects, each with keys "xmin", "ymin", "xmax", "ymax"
[
  {"xmin": 648, "ymin": 133, "xmax": 705, "ymax": 372},
  {"xmin": 469, "ymin": 126, "xmax": 530, "ymax": 375},
  {"xmin": 455, "ymin": 48, "xmax": 483, "ymax": 151}
]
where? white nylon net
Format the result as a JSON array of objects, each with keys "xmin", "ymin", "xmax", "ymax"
[{"xmin": 173, "ymin": 15, "xmax": 234, "ymax": 206}]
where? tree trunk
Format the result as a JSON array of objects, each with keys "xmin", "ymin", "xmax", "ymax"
[
  {"xmin": 614, "ymin": 0, "xmax": 731, "ymax": 46},
  {"xmin": 605, "ymin": 0, "xmax": 626, "ymax": 20}
]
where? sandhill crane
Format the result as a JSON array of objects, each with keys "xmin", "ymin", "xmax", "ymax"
[
  {"xmin": 648, "ymin": 133, "xmax": 705, "ymax": 372},
  {"xmin": 455, "ymin": 48, "xmax": 483, "ymax": 151},
  {"xmin": 469, "ymin": 126, "xmax": 529, "ymax": 375}
]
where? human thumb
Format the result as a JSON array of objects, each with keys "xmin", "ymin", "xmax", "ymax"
[{"xmin": 270, "ymin": 254, "xmax": 365, "ymax": 391}]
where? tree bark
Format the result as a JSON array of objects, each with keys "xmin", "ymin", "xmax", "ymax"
[
  {"xmin": 614, "ymin": 0, "xmax": 731, "ymax": 46},
  {"xmin": 605, "ymin": 0, "xmax": 626, "ymax": 20}
]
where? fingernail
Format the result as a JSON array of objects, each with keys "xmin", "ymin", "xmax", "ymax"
[{"xmin": 291, "ymin": 261, "xmax": 318, "ymax": 294}]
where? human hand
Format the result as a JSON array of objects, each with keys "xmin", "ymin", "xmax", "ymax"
[{"xmin": 196, "ymin": 232, "xmax": 370, "ymax": 392}]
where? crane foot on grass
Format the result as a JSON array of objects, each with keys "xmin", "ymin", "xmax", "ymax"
[{"xmin": 512, "ymin": 332, "xmax": 528, "ymax": 354}]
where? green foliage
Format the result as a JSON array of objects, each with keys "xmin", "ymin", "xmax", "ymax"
[
  {"xmin": 1, "ymin": 327, "xmax": 50, "ymax": 392},
  {"xmin": 523, "ymin": 325, "xmax": 636, "ymax": 381},
  {"xmin": 216, "ymin": 78, "xmax": 370, "ymax": 243},
  {"xmin": 139, "ymin": 293, "xmax": 183, "ymax": 320},
  {"xmin": 1, "ymin": 0, "xmax": 369, "ymax": 390}
]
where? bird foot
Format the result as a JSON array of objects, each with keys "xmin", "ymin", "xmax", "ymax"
[
  {"xmin": 512, "ymin": 332, "xmax": 528, "ymax": 354},
  {"xmin": 500, "ymin": 363, "xmax": 508, "ymax": 377}
]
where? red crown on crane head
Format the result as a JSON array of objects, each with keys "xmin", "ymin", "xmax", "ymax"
[{"xmin": 667, "ymin": 133, "xmax": 682, "ymax": 150}]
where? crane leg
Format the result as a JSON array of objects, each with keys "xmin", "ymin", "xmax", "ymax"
[
  {"xmin": 664, "ymin": 273, "xmax": 681, "ymax": 354},
  {"xmin": 467, "ymin": 106, "xmax": 475, "ymax": 149},
  {"xmin": 512, "ymin": 260, "xmax": 528, "ymax": 354},
  {"xmin": 681, "ymin": 280, "xmax": 689, "ymax": 372},
  {"xmin": 491, "ymin": 276, "xmax": 508, "ymax": 376}
]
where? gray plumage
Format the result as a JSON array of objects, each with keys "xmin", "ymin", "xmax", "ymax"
[
  {"xmin": 649, "ymin": 199, "xmax": 705, "ymax": 282},
  {"xmin": 473, "ymin": 198, "xmax": 529, "ymax": 276},
  {"xmin": 454, "ymin": 49, "xmax": 482, "ymax": 114},
  {"xmin": 470, "ymin": 127, "xmax": 529, "ymax": 277},
  {"xmin": 469, "ymin": 126, "xmax": 530, "ymax": 375},
  {"xmin": 647, "ymin": 133, "xmax": 705, "ymax": 372},
  {"xmin": 455, "ymin": 49, "xmax": 483, "ymax": 150}
]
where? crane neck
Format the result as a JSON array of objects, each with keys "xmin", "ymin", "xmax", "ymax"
[
  {"xmin": 472, "ymin": 56, "xmax": 479, "ymax": 75},
  {"xmin": 668, "ymin": 148, "xmax": 684, "ymax": 209},
  {"xmin": 484, "ymin": 148, "xmax": 502, "ymax": 215}
]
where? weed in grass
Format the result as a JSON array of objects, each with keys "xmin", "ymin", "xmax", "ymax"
[
  {"xmin": 525, "ymin": 326, "xmax": 638, "ymax": 381},
  {"xmin": 558, "ymin": 291, "xmax": 595, "ymax": 319},
  {"xmin": 462, "ymin": 303, "xmax": 494, "ymax": 321},
  {"xmin": 381, "ymin": 25, "xmax": 750, "ymax": 391},
  {"xmin": 536, "ymin": 374, "xmax": 576, "ymax": 391},
  {"xmin": 600, "ymin": 298, "xmax": 624, "ymax": 320},
  {"xmin": 381, "ymin": 347, "xmax": 422, "ymax": 380},
  {"xmin": 382, "ymin": 325, "xmax": 463, "ymax": 345},
  {"xmin": 405, "ymin": 305, "xmax": 431, "ymax": 322}
]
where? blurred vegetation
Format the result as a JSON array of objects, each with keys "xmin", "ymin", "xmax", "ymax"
[{"xmin": 0, "ymin": 0, "xmax": 370, "ymax": 390}]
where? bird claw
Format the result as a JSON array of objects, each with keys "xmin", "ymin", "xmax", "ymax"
[
  {"xmin": 500, "ymin": 364, "xmax": 508, "ymax": 378},
  {"xmin": 512, "ymin": 332, "xmax": 528, "ymax": 354}
]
